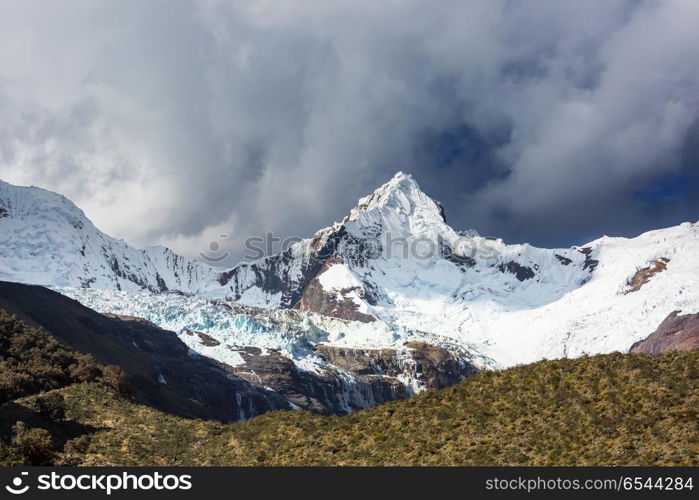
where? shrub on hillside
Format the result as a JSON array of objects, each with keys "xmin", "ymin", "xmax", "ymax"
[
  {"xmin": 0, "ymin": 311, "xmax": 104, "ymax": 403},
  {"xmin": 34, "ymin": 393, "xmax": 66, "ymax": 421},
  {"xmin": 10, "ymin": 421, "xmax": 55, "ymax": 466},
  {"xmin": 102, "ymin": 365, "xmax": 131, "ymax": 395}
]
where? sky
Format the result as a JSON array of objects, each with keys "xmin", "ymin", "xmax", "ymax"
[{"xmin": 1, "ymin": 0, "xmax": 698, "ymax": 265}]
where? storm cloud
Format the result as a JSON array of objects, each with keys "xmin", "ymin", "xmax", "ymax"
[{"xmin": 1, "ymin": 0, "xmax": 698, "ymax": 264}]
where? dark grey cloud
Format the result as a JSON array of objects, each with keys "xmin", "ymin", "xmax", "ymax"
[{"xmin": 0, "ymin": 0, "xmax": 698, "ymax": 264}]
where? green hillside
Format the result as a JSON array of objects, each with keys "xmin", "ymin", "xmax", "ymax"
[{"xmin": 1, "ymin": 311, "xmax": 697, "ymax": 466}]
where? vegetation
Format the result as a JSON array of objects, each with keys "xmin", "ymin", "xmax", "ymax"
[
  {"xmin": 0, "ymin": 311, "xmax": 125, "ymax": 464},
  {"xmin": 0, "ymin": 312, "xmax": 102, "ymax": 404},
  {"xmin": 1, "ymin": 311, "xmax": 697, "ymax": 466}
]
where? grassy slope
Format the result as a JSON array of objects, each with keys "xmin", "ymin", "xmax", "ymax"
[
  {"xmin": 2, "ymin": 311, "xmax": 697, "ymax": 466},
  {"xmin": 21, "ymin": 350, "xmax": 698, "ymax": 466},
  {"xmin": 0, "ymin": 311, "xmax": 122, "ymax": 465}
]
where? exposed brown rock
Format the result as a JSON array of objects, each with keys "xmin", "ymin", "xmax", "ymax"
[
  {"xmin": 630, "ymin": 311, "xmax": 699, "ymax": 354},
  {"xmin": 293, "ymin": 260, "xmax": 376, "ymax": 323},
  {"xmin": 626, "ymin": 258, "xmax": 670, "ymax": 293}
]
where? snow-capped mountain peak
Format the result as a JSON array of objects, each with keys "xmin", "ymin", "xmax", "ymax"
[
  {"xmin": 344, "ymin": 172, "xmax": 448, "ymax": 240},
  {"xmin": 0, "ymin": 179, "xmax": 94, "ymax": 229},
  {"xmin": 349, "ymin": 172, "xmax": 440, "ymax": 218}
]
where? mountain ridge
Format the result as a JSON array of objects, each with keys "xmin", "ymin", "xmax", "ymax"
[
  {"xmin": 2, "ymin": 174, "xmax": 699, "ymax": 378},
  {"xmin": 0, "ymin": 179, "xmax": 220, "ymax": 294}
]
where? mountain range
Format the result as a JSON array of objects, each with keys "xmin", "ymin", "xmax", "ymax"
[{"xmin": 1, "ymin": 173, "xmax": 698, "ymax": 416}]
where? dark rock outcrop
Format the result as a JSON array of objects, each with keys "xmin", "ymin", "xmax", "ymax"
[
  {"xmin": 630, "ymin": 311, "xmax": 699, "ymax": 354},
  {"xmin": 219, "ymin": 225, "xmax": 385, "ymax": 322},
  {"xmin": 439, "ymin": 238, "xmax": 476, "ymax": 268},
  {"xmin": 579, "ymin": 247, "xmax": 599, "ymax": 273},
  {"xmin": 498, "ymin": 261, "xmax": 536, "ymax": 281},
  {"xmin": 315, "ymin": 345, "xmax": 401, "ymax": 375},
  {"xmin": 218, "ymin": 226, "xmax": 354, "ymax": 307},
  {"xmin": 555, "ymin": 254, "xmax": 572, "ymax": 266},
  {"xmin": 194, "ymin": 331, "xmax": 221, "ymax": 347}
]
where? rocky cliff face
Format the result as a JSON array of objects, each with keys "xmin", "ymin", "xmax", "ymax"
[
  {"xmin": 228, "ymin": 347, "xmax": 410, "ymax": 415},
  {"xmin": 630, "ymin": 311, "xmax": 699, "ymax": 354},
  {"xmin": 226, "ymin": 342, "xmax": 478, "ymax": 415}
]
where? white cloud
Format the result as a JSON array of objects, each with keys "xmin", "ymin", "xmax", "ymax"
[{"xmin": 0, "ymin": 0, "xmax": 697, "ymax": 262}]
